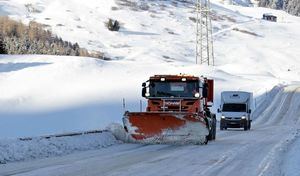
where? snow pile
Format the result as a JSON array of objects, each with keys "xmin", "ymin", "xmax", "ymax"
[
  {"xmin": 132, "ymin": 122, "xmax": 209, "ymax": 145},
  {"xmin": 0, "ymin": 131, "xmax": 119, "ymax": 164},
  {"xmin": 251, "ymin": 85, "xmax": 284, "ymax": 120},
  {"xmin": 106, "ymin": 123, "xmax": 127, "ymax": 142},
  {"xmin": 254, "ymin": 85, "xmax": 300, "ymax": 126}
]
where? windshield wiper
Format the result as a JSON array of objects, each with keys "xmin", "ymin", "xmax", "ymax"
[{"xmin": 156, "ymin": 91, "xmax": 176, "ymax": 97}]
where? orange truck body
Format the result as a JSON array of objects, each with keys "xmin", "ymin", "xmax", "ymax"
[{"xmin": 123, "ymin": 75, "xmax": 216, "ymax": 144}]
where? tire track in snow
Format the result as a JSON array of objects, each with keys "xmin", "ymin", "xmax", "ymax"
[
  {"xmin": 282, "ymin": 129, "xmax": 300, "ymax": 176},
  {"xmin": 0, "ymin": 144, "xmax": 181, "ymax": 176},
  {"xmin": 254, "ymin": 86, "xmax": 300, "ymax": 176},
  {"xmin": 198, "ymin": 126, "xmax": 289, "ymax": 176},
  {"xmin": 257, "ymin": 128, "xmax": 299, "ymax": 176}
]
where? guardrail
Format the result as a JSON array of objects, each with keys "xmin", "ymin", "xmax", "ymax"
[{"xmin": 19, "ymin": 130, "xmax": 108, "ymax": 141}]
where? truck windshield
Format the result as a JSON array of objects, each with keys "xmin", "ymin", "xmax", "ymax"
[
  {"xmin": 222, "ymin": 103, "xmax": 246, "ymax": 112},
  {"xmin": 149, "ymin": 81, "xmax": 198, "ymax": 98}
]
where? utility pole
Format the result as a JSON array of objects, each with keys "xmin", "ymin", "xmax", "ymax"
[{"xmin": 196, "ymin": 0, "xmax": 214, "ymax": 66}]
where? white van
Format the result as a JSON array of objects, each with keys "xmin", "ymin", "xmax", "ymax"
[{"xmin": 218, "ymin": 91, "xmax": 253, "ymax": 131}]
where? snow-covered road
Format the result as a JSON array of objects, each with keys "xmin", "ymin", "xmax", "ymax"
[{"xmin": 1, "ymin": 85, "xmax": 300, "ymax": 176}]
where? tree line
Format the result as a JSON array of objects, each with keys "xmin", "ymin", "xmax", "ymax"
[
  {"xmin": 0, "ymin": 16, "xmax": 102, "ymax": 58},
  {"xmin": 259, "ymin": 0, "xmax": 300, "ymax": 16}
]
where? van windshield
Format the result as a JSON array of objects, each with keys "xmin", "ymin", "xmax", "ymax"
[{"xmin": 222, "ymin": 103, "xmax": 246, "ymax": 112}]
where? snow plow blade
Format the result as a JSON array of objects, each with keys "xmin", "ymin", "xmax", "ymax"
[{"xmin": 123, "ymin": 111, "xmax": 209, "ymax": 144}]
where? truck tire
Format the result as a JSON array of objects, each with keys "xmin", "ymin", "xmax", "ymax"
[
  {"xmin": 204, "ymin": 136, "xmax": 208, "ymax": 145},
  {"xmin": 205, "ymin": 117, "xmax": 213, "ymax": 141},
  {"xmin": 212, "ymin": 114, "xmax": 216, "ymax": 140},
  {"xmin": 213, "ymin": 124, "xmax": 216, "ymax": 140},
  {"xmin": 248, "ymin": 120, "xmax": 251, "ymax": 130},
  {"xmin": 208, "ymin": 129, "xmax": 213, "ymax": 140}
]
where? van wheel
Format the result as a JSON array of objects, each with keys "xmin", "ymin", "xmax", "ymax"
[
  {"xmin": 244, "ymin": 122, "xmax": 248, "ymax": 131},
  {"xmin": 220, "ymin": 123, "xmax": 224, "ymax": 130}
]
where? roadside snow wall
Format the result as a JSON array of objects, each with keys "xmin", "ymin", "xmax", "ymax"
[{"xmin": 0, "ymin": 131, "xmax": 119, "ymax": 164}]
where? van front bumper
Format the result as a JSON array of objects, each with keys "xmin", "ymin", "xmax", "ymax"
[{"xmin": 220, "ymin": 118, "xmax": 247, "ymax": 128}]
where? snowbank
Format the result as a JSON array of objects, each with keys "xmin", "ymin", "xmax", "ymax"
[{"xmin": 0, "ymin": 131, "xmax": 119, "ymax": 164}]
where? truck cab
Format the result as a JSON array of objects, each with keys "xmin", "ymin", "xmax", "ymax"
[
  {"xmin": 218, "ymin": 91, "xmax": 253, "ymax": 131},
  {"xmin": 142, "ymin": 75, "xmax": 213, "ymax": 113}
]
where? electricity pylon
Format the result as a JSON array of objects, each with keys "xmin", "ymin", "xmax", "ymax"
[{"xmin": 196, "ymin": 0, "xmax": 215, "ymax": 66}]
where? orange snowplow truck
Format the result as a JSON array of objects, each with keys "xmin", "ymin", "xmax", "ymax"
[{"xmin": 123, "ymin": 74, "xmax": 216, "ymax": 144}]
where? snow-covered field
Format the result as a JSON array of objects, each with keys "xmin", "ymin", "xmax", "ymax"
[{"xmin": 0, "ymin": 0, "xmax": 300, "ymax": 175}]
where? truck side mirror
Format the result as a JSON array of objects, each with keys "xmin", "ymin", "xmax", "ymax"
[
  {"xmin": 217, "ymin": 108, "xmax": 221, "ymax": 113},
  {"xmin": 142, "ymin": 82, "xmax": 146, "ymax": 87},
  {"xmin": 142, "ymin": 87, "xmax": 146, "ymax": 97},
  {"xmin": 248, "ymin": 109, "xmax": 252, "ymax": 114},
  {"xmin": 202, "ymin": 83, "xmax": 208, "ymax": 98}
]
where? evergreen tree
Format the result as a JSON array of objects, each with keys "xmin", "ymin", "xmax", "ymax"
[
  {"xmin": 0, "ymin": 35, "xmax": 7, "ymax": 54},
  {"xmin": 0, "ymin": 16, "xmax": 103, "ymax": 58}
]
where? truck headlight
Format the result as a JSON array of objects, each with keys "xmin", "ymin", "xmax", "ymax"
[
  {"xmin": 241, "ymin": 116, "xmax": 246, "ymax": 119},
  {"xmin": 194, "ymin": 92, "xmax": 200, "ymax": 98},
  {"xmin": 221, "ymin": 116, "xmax": 225, "ymax": 119}
]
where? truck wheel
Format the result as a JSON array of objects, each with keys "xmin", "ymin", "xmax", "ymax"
[
  {"xmin": 210, "ymin": 114, "xmax": 216, "ymax": 140},
  {"xmin": 205, "ymin": 117, "xmax": 213, "ymax": 141},
  {"xmin": 208, "ymin": 129, "xmax": 213, "ymax": 140},
  {"xmin": 204, "ymin": 136, "xmax": 208, "ymax": 145},
  {"xmin": 213, "ymin": 125, "xmax": 216, "ymax": 140},
  {"xmin": 211, "ymin": 123, "xmax": 216, "ymax": 140},
  {"xmin": 248, "ymin": 120, "xmax": 251, "ymax": 130}
]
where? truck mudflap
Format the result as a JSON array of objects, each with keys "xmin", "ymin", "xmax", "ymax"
[{"xmin": 123, "ymin": 111, "xmax": 209, "ymax": 144}]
